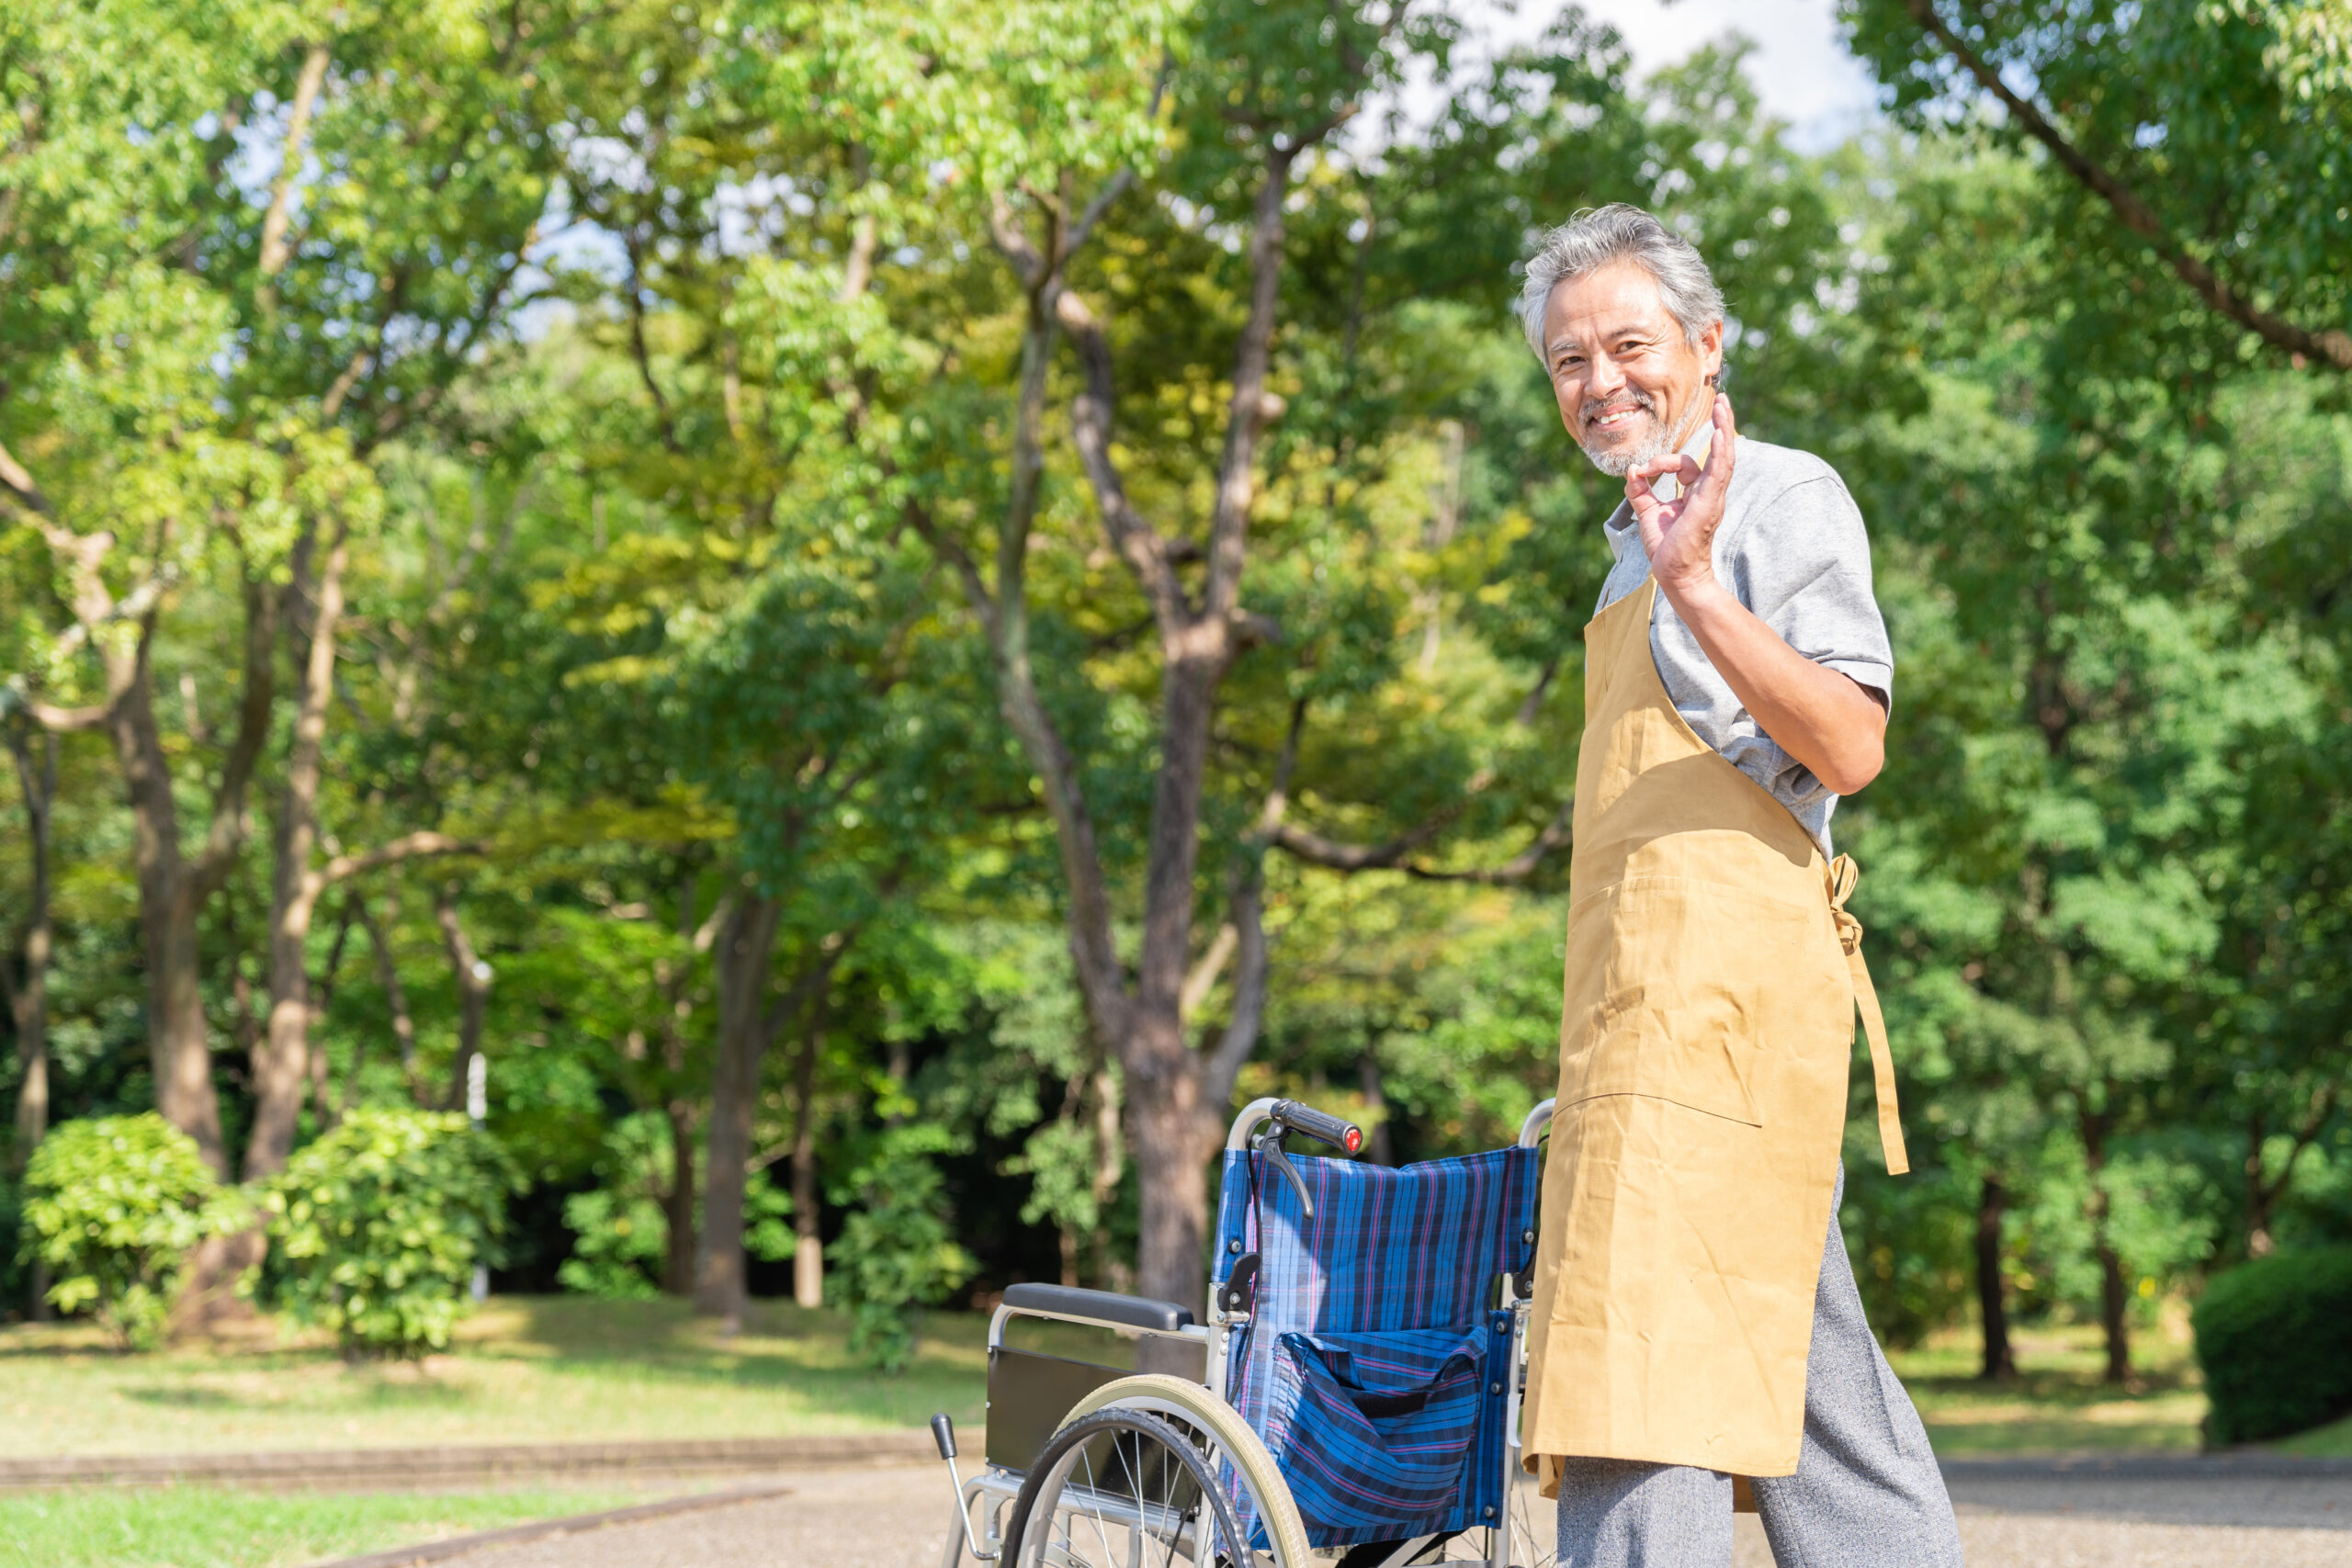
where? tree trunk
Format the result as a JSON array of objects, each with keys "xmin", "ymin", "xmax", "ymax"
[
  {"xmin": 2081, "ymin": 1104, "xmax": 2132, "ymax": 1386},
  {"xmin": 6, "ymin": 726, "xmax": 56, "ymax": 1175},
  {"xmin": 2245, "ymin": 1112, "xmax": 2275, "ymax": 1258},
  {"xmin": 1974, "ymin": 1171, "xmax": 2016, "ymax": 1381},
  {"xmin": 357, "ymin": 892, "xmax": 420, "ymax": 1093},
  {"xmin": 695, "ymin": 894, "xmax": 779, "ymax": 1324},
  {"xmin": 1088, "ymin": 1065, "xmax": 1125, "ymax": 1291},
  {"xmin": 788, "ymin": 988, "xmax": 824, "ymax": 1310},
  {"xmin": 248, "ymin": 528, "xmax": 348, "ymax": 1179},
  {"xmin": 117, "ymin": 667, "xmax": 228, "ymax": 1175},
  {"xmin": 661, "ymin": 1096, "xmax": 698, "ymax": 1296},
  {"xmin": 1126, "ymin": 1039, "xmax": 1213, "ymax": 1374},
  {"xmin": 107, "ymin": 575, "xmax": 277, "ymax": 1179},
  {"xmin": 435, "ymin": 888, "xmax": 491, "ymax": 1111}
]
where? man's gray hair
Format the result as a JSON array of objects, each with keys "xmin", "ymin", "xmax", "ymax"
[{"xmin": 1518, "ymin": 204, "xmax": 1725, "ymax": 361}]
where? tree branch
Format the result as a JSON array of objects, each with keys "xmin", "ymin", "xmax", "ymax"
[
  {"xmin": 255, "ymin": 40, "xmax": 334, "ymax": 309},
  {"xmin": 189, "ymin": 561, "xmax": 279, "ymax": 899},
  {"xmin": 1905, "ymin": 0, "xmax": 2352, "ymax": 371},
  {"xmin": 322, "ymin": 830, "xmax": 490, "ymax": 885},
  {"xmin": 0, "ymin": 437, "xmax": 53, "ymax": 513},
  {"xmin": 625, "ymin": 229, "xmax": 682, "ymax": 453},
  {"xmin": 1271, "ymin": 795, "xmax": 1572, "ymax": 885},
  {"xmin": 1053, "ymin": 288, "xmax": 1189, "ymax": 632}
]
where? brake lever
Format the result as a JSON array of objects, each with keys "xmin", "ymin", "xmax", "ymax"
[{"xmin": 1253, "ymin": 1127, "xmax": 1315, "ymax": 1223}]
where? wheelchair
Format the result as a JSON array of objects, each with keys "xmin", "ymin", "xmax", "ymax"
[{"xmin": 932, "ymin": 1094, "xmax": 1557, "ymax": 1568}]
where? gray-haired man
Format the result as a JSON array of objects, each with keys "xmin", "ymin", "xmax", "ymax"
[{"xmin": 1514, "ymin": 204, "xmax": 1965, "ymax": 1567}]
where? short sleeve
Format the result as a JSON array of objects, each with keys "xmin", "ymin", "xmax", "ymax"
[{"xmin": 1718, "ymin": 471, "xmax": 1894, "ymax": 714}]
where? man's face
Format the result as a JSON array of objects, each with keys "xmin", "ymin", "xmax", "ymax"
[{"xmin": 1541, "ymin": 261, "xmax": 1724, "ymax": 477}]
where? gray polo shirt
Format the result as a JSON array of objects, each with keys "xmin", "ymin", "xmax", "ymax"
[{"xmin": 1594, "ymin": 433, "xmax": 1892, "ymax": 855}]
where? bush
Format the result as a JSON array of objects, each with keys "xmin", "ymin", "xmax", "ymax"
[
  {"xmin": 2193, "ymin": 1246, "xmax": 2352, "ymax": 1446},
  {"xmin": 555, "ymin": 1113, "xmax": 793, "ymax": 1300},
  {"xmin": 18, "ymin": 1115, "xmax": 244, "ymax": 1348},
  {"xmin": 255, "ymin": 1109, "xmax": 520, "ymax": 1358},
  {"xmin": 835, "ymin": 1130, "xmax": 973, "ymax": 1372}
]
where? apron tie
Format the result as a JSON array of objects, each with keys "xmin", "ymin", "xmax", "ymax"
[{"xmin": 1828, "ymin": 854, "xmax": 1909, "ymax": 1175}]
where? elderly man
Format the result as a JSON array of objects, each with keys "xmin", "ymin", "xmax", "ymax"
[{"xmin": 1515, "ymin": 204, "xmax": 1965, "ymax": 1567}]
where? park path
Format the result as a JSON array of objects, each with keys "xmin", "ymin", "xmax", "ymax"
[{"xmin": 405, "ymin": 1461, "xmax": 2352, "ymax": 1568}]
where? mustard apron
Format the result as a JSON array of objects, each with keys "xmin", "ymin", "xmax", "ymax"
[{"xmin": 1522, "ymin": 577, "xmax": 1907, "ymax": 1490}]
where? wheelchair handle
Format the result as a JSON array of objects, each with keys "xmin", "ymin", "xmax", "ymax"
[{"xmin": 1269, "ymin": 1099, "xmax": 1363, "ymax": 1155}]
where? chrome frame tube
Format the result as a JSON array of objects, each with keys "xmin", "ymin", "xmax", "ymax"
[{"xmin": 943, "ymin": 1469, "xmax": 1022, "ymax": 1568}]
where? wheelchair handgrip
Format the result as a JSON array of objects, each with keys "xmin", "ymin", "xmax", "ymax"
[{"xmin": 1271, "ymin": 1099, "xmax": 1363, "ymax": 1155}]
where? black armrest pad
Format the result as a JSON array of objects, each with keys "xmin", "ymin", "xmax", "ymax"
[{"xmin": 1001, "ymin": 1282, "xmax": 1195, "ymax": 1334}]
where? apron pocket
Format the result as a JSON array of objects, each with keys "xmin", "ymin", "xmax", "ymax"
[
  {"xmin": 1557, "ymin": 874, "xmax": 1829, "ymax": 1126},
  {"xmin": 1268, "ymin": 1326, "xmax": 1487, "ymax": 1532}
]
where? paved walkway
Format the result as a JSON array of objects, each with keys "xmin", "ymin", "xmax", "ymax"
[{"xmin": 399, "ymin": 1461, "xmax": 2352, "ymax": 1568}]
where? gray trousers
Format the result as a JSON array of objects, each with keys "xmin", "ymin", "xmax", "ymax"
[{"xmin": 1555, "ymin": 1168, "xmax": 1964, "ymax": 1567}]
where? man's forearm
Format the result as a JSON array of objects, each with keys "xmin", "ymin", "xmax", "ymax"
[{"xmin": 1658, "ymin": 578, "xmax": 1887, "ymax": 795}]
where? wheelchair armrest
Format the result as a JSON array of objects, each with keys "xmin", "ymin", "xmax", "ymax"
[{"xmin": 1001, "ymin": 1282, "xmax": 1196, "ymax": 1336}]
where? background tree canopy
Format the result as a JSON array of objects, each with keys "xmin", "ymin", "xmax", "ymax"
[{"xmin": 3, "ymin": 0, "xmax": 2347, "ymax": 1377}]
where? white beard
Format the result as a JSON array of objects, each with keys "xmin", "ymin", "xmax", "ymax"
[
  {"xmin": 1577, "ymin": 392, "xmax": 1709, "ymax": 478},
  {"xmin": 1577, "ymin": 417, "xmax": 1674, "ymax": 478}
]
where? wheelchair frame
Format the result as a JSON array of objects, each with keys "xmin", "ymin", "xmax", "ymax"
[{"xmin": 941, "ymin": 1094, "xmax": 1556, "ymax": 1568}]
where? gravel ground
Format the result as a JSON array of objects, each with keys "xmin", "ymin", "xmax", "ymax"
[{"xmin": 425, "ymin": 1462, "xmax": 2352, "ymax": 1568}]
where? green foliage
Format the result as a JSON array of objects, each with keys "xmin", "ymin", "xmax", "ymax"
[
  {"xmin": 256, "ymin": 1111, "xmax": 520, "ymax": 1358},
  {"xmin": 1840, "ymin": 1163, "xmax": 1973, "ymax": 1351},
  {"xmin": 557, "ymin": 1113, "xmax": 792, "ymax": 1299},
  {"xmin": 2193, "ymin": 1247, "xmax": 2352, "ymax": 1445},
  {"xmin": 17, "ymin": 1115, "xmax": 243, "ymax": 1349},
  {"xmin": 835, "ymin": 1130, "xmax": 975, "ymax": 1372},
  {"xmin": 556, "ymin": 1113, "xmax": 675, "ymax": 1302}
]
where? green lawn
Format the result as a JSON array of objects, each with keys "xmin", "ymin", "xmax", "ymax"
[
  {"xmin": 0, "ymin": 1484, "xmax": 647, "ymax": 1568},
  {"xmin": 2272, "ymin": 1410, "xmax": 2352, "ymax": 1458},
  {"xmin": 0, "ymin": 1295, "xmax": 1121, "ymax": 1458},
  {"xmin": 2, "ymin": 1292, "xmax": 2336, "ymax": 1474},
  {"xmin": 1888, "ymin": 1312, "xmax": 2207, "ymax": 1456}
]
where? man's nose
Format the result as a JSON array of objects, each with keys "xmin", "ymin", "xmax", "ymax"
[{"xmin": 1586, "ymin": 352, "xmax": 1626, "ymax": 399}]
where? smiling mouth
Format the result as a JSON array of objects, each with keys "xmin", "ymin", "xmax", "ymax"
[{"xmin": 1584, "ymin": 400, "xmax": 1652, "ymax": 437}]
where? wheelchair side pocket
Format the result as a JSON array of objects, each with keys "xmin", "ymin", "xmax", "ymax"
[{"xmin": 1269, "ymin": 1326, "xmax": 1487, "ymax": 1533}]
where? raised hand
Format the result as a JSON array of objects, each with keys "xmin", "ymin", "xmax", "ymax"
[{"xmin": 1625, "ymin": 394, "xmax": 1736, "ymax": 596}]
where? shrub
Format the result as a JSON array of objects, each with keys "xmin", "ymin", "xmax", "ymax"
[
  {"xmin": 835, "ymin": 1131, "xmax": 973, "ymax": 1372},
  {"xmin": 18, "ymin": 1115, "xmax": 244, "ymax": 1348},
  {"xmin": 2193, "ymin": 1246, "xmax": 2352, "ymax": 1446},
  {"xmin": 555, "ymin": 1113, "xmax": 793, "ymax": 1300},
  {"xmin": 256, "ymin": 1109, "xmax": 520, "ymax": 1358}
]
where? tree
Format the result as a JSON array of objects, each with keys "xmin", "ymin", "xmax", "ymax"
[{"xmin": 1846, "ymin": 0, "xmax": 2352, "ymax": 371}]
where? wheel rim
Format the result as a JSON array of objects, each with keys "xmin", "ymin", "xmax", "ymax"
[{"xmin": 1008, "ymin": 1408, "xmax": 1258, "ymax": 1568}]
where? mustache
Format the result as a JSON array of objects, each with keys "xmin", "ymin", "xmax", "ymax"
[{"xmin": 1580, "ymin": 390, "xmax": 1657, "ymax": 426}]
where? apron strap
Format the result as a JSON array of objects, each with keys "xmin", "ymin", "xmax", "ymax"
[{"xmin": 1828, "ymin": 855, "xmax": 1909, "ymax": 1176}]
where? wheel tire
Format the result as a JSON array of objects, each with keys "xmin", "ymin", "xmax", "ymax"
[
  {"xmin": 1057, "ymin": 1372, "xmax": 1313, "ymax": 1568},
  {"xmin": 1002, "ymin": 1406, "xmax": 1248, "ymax": 1568}
]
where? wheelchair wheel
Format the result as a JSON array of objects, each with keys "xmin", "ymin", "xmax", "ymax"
[
  {"xmin": 1005, "ymin": 1373, "xmax": 1311, "ymax": 1568},
  {"xmin": 1501, "ymin": 1466, "xmax": 1557, "ymax": 1568}
]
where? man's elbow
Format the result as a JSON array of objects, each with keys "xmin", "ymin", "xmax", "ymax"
[{"xmin": 1818, "ymin": 737, "xmax": 1884, "ymax": 797}]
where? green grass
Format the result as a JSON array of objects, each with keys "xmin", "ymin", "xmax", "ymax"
[
  {"xmin": 1887, "ymin": 1310, "xmax": 2207, "ymax": 1457},
  {"xmin": 17, "ymin": 1292, "xmax": 2345, "ymax": 1472},
  {"xmin": 0, "ymin": 1295, "xmax": 1125, "ymax": 1458},
  {"xmin": 2271, "ymin": 1410, "xmax": 2352, "ymax": 1457},
  {"xmin": 0, "ymin": 1483, "xmax": 647, "ymax": 1568}
]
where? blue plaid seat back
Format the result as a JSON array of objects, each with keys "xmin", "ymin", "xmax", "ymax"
[{"xmin": 1210, "ymin": 1145, "xmax": 1541, "ymax": 1547}]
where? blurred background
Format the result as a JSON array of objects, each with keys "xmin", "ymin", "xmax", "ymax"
[{"xmin": 2, "ymin": 2, "xmax": 2349, "ymax": 1559}]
